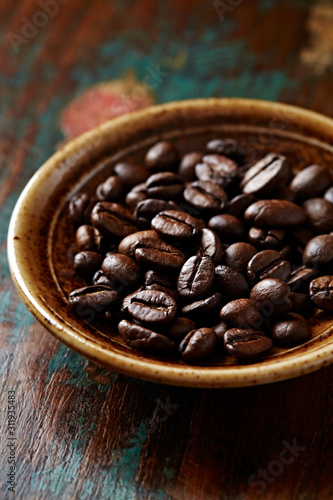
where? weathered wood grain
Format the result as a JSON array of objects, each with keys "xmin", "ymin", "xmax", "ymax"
[{"xmin": 1, "ymin": 0, "xmax": 333, "ymax": 499}]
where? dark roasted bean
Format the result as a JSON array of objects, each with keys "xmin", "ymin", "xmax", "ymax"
[
  {"xmin": 145, "ymin": 270, "xmax": 178, "ymax": 301},
  {"xmin": 91, "ymin": 202, "xmax": 137, "ymax": 238},
  {"xmin": 248, "ymin": 227, "xmax": 285, "ymax": 250},
  {"xmin": 69, "ymin": 285, "xmax": 120, "ymax": 315},
  {"xmin": 178, "ymin": 152, "xmax": 202, "ymax": 181},
  {"xmin": 135, "ymin": 199, "xmax": 178, "ymax": 222},
  {"xmin": 118, "ymin": 230, "xmax": 158, "ymax": 258},
  {"xmin": 224, "ymin": 328, "xmax": 272, "ymax": 360},
  {"xmin": 250, "ymin": 278, "xmax": 293, "ymax": 317},
  {"xmin": 146, "ymin": 172, "xmax": 184, "ymax": 200},
  {"xmin": 287, "ymin": 265, "xmax": 317, "ymax": 293},
  {"xmin": 223, "ymin": 242, "xmax": 257, "ymax": 274},
  {"xmin": 309, "ymin": 275, "xmax": 333, "ymax": 311},
  {"xmin": 134, "ymin": 235, "xmax": 186, "ymax": 272},
  {"xmin": 220, "ymin": 299, "xmax": 261, "ymax": 329},
  {"xmin": 226, "ymin": 193, "xmax": 257, "ymax": 217},
  {"xmin": 303, "ymin": 198, "xmax": 333, "ymax": 233},
  {"xmin": 167, "ymin": 317, "xmax": 196, "ymax": 343},
  {"xmin": 183, "ymin": 180, "xmax": 228, "ymax": 212},
  {"xmin": 125, "ymin": 183, "xmax": 147, "ymax": 208},
  {"xmin": 152, "ymin": 210, "xmax": 203, "ymax": 243},
  {"xmin": 247, "ymin": 249, "xmax": 291, "ymax": 283},
  {"xmin": 127, "ymin": 289, "xmax": 177, "ymax": 326},
  {"xmin": 206, "ymin": 138, "xmax": 240, "ymax": 159},
  {"xmin": 181, "ymin": 293, "xmax": 222, "ymax": 318},
  {"xmin": 179, "ymin": 328, "xmax": 217, "ymax": 362},
  {"xmin": 69, "ymin": 192, "xmax": 97, "ymax": 226},
  {"xmin": 195, "ymin": 154, "xmax": 238, "ymax": 188},
  {"xmin": 75, "ymin": 225, "xmax": 105, "ymax": 253},
  {"xmin": 208, "ymin": 214, "xmax": 244, "ymax": 241},
  {"xmin": 215, "ymin": 265, "xmax": 250, "ymax": 299},
  {"xmin": 102, "ymin": 253, "xmax": 140, "ymax": 288},
  {"xmin": 177, "ymin": 255, "xmax": 215, "ymax": 299},
  {"xmin": 244, "ymin": 199, "xmax": 307, "ymax": 226},
  {"xmin": 74, "ymin": 251, "xmax": 103, "ymax": 280},
  {"xmin": 118, "ymin": 319, "xmax": 175, "ymax": 353},
  {"xmin": 199, "ymin": 228, "xmax": 223, "ymax": 264},
  {"xmin": 145, "ymin": 141, "xmax": 179, "ymax": 171},
  {"xmin": 114, "ymin": 162, "xmax": 150, "ymax": 188},
  {"xmin": 92, "ymin": 270, "xmax": 117, "ymax": 288},
  {"xmin": 212, "ymin": 320, "xmax": 228, "ymax": 343},
  {"xmin": 303, "ymin": 234, "xmax": 333, "ymax": 268},
  {"xmin": 96, "ymin": 175, "xmax": 123, "ymax": 201},
  {"xmin": 271, "ymin": 313, "xmax": 311, "ymax": 346},
  {"xmin": 290, "ymin": 164, "xmax": 331, "ymax": 200},
  {"xmin": 241, "ymin": 153, "xmax": 290, "ymax": 196},
  {"xmin": 121, "ymin": 286, "xmax": 144, "ymax": 314}
]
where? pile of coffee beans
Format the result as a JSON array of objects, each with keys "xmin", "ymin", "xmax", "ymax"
[{"xmin": 68, "ymin": 138, "xmax": 333, "ymax": 364}]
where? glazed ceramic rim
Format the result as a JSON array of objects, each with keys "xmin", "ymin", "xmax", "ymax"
[{"xmin": 8, "ymin": 98, "xmax": 333, "ymax": 387}]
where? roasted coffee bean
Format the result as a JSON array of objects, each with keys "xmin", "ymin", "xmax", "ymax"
[
  {"xmin": 290, "ymin": 164, "xmax": 331, "ymax": 200},
  {"xmin": 183, "ymin": 180, "xmax": 228, "ymax": 212},
  {"xmin": 92, "ymin": 270, "xmax": 116, "ymax": 288},
  {"xmin": 181, "ymin": 293, "xmax": 222, "ymax": 318},
  {"xmin": 250, "ymin": 278, "xmax": 293, "ymax": 317},
  {"xmin": 309, "ymin": 275, "xmax": 333, "ymax": 311},
  {"xmin": 224, "ymin": 328, "xmax": 272, "ymax": 360},
  {"xmin": 215, "ymin": 265, "xmax": 250, "ymax": 299},
  {"xmin": 290, "ymin": 292, "xmax": 311, "ymax": 313},
  {"xmin": 118, "ymin": 230, "xmax": 158, "ymax": 258},
  {"xmin": 146, "ymin": 172, "xmax": 184, "ymax": 200},
  {"xmin": 195, "ymin": 154, "xmax": 238, "ymax": 188},
  {"xmin": 303, "ymin": 234, "xmax": 333, "ymax": 268},
  {"xmin": 74, "ymin": 251, "xmax": 103, "ymax": 280},
  {"xmin": 226, "ymin": 193, "xmax": 257, "ymax": 217},
  {"xmin": 206, "ymin": 138, "xmax": 240, "ymax": 159},
  {"xmin": 96, "ymin": 175, "xmax": 123, "ymax": 201},
  {"xmin": 69, "ymin": 285, "xmax": 120, "ymax": 315},
  {"xmin": 121, "ymin": 286, "xmax": 144, "ymax": 314},
  {"xmin": 199, "ymin": 228, "xmax": 223, "ymax": 264},
  {"xmin": 247, "ymin": 250, "xmax": 291, "ymax": 283},
  {"xmin": 272, "ymin": 186, "xmax": 296, "ymax": 202},
  {"xmin": 303, "ymin": 198, "xmax": 333, "ymax": 233},
  {"xmin": 114, "ymin": 162, "xmax": 150, "ymax": 188},
  {"xmin": 75, "ymin": 225, "xmax": 105, "ymax": 253},
  {"xmin": 127, "ymin": 289, "xmax": 177, "ymax": 326},
  {"xmin": 212, "ymin": 320, "xmax": 228, "ymax": 343},
  {"xmin": 223, "ymin": 242, "xmax": 257, "ymax": 274},
  {"xmin": 118, "ymin": 319, "xmax": 175, "ymax": 353},
  {"xmin": 324, "ymin": 186, "xmax": 333, "ymax": 204},
  {"xmin": 145, "ymin": 141, "xmax": 179, "ymax": 171},
  {"xmin": 287, "ymin": 265, "xmax": 317, "ymax": 293},
  {"xmin": 102, "ymin": 253, "xmax": 140, "ymax": 288},
  {"xmin": 208, "ymin": 214, "xmax": 244, "ymax": 241},
  {"xmin": 244, "ymin": 199, "xmax": 307, "ymax": 226},
  {"xmin": 145, "ymin": 270, "xmax": 178, "ymax": 301},
  {"xmin": 241, "ymin": 153, "xmax": 290, "ymax": 196},
  {"xmin": 91, "ymin": 202, "xmax": 137, "ymax": 238},
  {"xmin": 178, "ymin": 152, "xmax": 202, "ymax": 181},
  {"xmin": 125, "ymin": 183, "xmax": 147, "ymax": 208},
  {"xmin": 152, "ymin": 210, "xmax": 203, "ymax": 243},
  {"xmin": 135, "ymin": 199, "xmax": 178, "ymax": 223},
  {"xmin": 177, "ymin": 255, "xmax": 215, "ymax": 299},
  {"xmin": 179, "ymin": 328, "xmax": 217, "ymax": 362},
  {"xmin": 134, "ymin": 235, "xmax": 186, "ymax": 272},
  {"xmin": 220, "ymin": 299, "xmax": 261, "ymax": 329},
  {"xmin": 167, "ymin": 317, "xmax": 196, "ymax": 343},
  {"xmin": 248, "ymin": 227, "xmax": 285, "ymax": 250},
  {"xmin": 69, "ymin": 192, "xmax": 96, "ymax": 226},
  {"xmin": 271, "ymin": 313, "xmax": 311, "ymax": 346}
]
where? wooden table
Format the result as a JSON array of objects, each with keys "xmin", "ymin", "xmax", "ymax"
[{"xmin": 1, "ymin": 1, "xmax": 333, "ymax": 498}]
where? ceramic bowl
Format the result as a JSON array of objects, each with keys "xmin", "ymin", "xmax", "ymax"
[{"xmin": 8, "ymin": 98, "xmax": 333, "ymax": 387}]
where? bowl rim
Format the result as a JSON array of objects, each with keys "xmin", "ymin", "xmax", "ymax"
[{"xmin": 8, "ymin": 97, "xmax": 333, "ymax": 388}]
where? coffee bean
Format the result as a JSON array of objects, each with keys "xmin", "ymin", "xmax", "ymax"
[
  {"xmin": 152, "ymin": 210, "xmax": 203, "ymax": 243},
  {"xmin": 199, "ymin": 228, "xmax": 223, "ymax": 264},
  {"xmin": 96, "ymin": 175, "xmax": 123, "ymax": 201},
  {"xmin": 91, "ymin": 202, "xmax": 137, "ymax": 238},
  {"xmin": 128, "ymin": 289, "xmax": 177, "ymax": 326},
  {"xmin": 74, "ymin": 251, "xmax": 103, "ymax": 280},
  {"xmin": 290, "ymin": 164, "xmax": 331, "ymax": 200},
  {"xmin": 146, "ymin": 172, "xmax": 184, "ymax": 200},
  {"xmin": 178, "ymin": 152, "xmax": 202, "ymax": 181},
  {"xmin": 118, "ymin": 319, "xmax": 175, "ymax": 353},
  {"xmin": 118, "ymin": 230, "xmax": 158, "ymax": 259},
  {"xmin": 223, "ymin": 242, "xmax": 257, "ymax": 274},
  {"xmin": 183, "ymin": 180, "xmax": 228, "ymax": 212},
  {"xmin": 181, "ymin": 293, "xmax": 222, "ymax": 318},
  {"xmin": 69, "ymin": 192, "xmax": 96, "ymax": 226},
  {"xmin": 121, "ymin": 286, "xmax": 144, "ymax": 314},
  {"xmin": 226, "ymin": 193, "xmax": 257, "ymax": 217},
  {"xmin": 287, "ymin": 265, "xmax": 317, "ymax": 293},
  {"xmin": 195, "ymin": 154, "xmax": 238, "ymax": 188},
  {"xmin": 250, "ymin": 278, "xmax": 293, "ymax": 317},
  {"xmin": 324, "ymin": 186, "xmax": 333, "ymax": 204},
  {"xmin": 220, "ymin": 299, "xmax": 261, "ymax": 329},
  {"xmin": 179, "ymin": 328, "xmax": 217, "ymax": 362},
  {"xmin": 248, "ymin": 227, "xmax": 285, "ymax": 250},
  {"xmin": 247, "ymin": 250, "xmax": 291, "ymax": 283},
  {"xmin": 114, "ymin": 162, "xmax": 150, "ymax": 188},
  {"xmin": 134, "ymin": 235, "xmax": 186, "ymax": 272},
  {"xmin": 303, "ymin": 234, "xmax": 333, "ymax": 269},
  {"xmin": 303, "ymin": 198, "xmax": 333, "ymax": 233},
  {"xmin": 309, "ymin": 275, "xmax": 333, "ymax": 311},
  {"xmin": 92, "ymin": 270, "xmax": 116, "ymax": 289},
  {"xmin": 241, "ymin": 153, "xmax": 290, "ymax": 196},
  {"xmin": 75, "ymin": 225, "xmax": 105, "ymax": 253},
  {"xmin": 271, "ymin": 313, "xmax": 311, "ymax": 346},
  {"xmin": 215, "ymin": 265, "xmax": 250, "ymax": 299},
  {"xmin": 206, "ymin": 138, "xmax": 240, "ymax": 160},
  {"xmin": 145, "ymin": 269, "xmax": 178, "ymax": 301},
  {"xmin": 167, "ymin": 317, "xmax": 196, "ymax": 343},
  {"xmin": 69, "ymin": 285, "xmax": 120, "ymax": 314},
  {"xmin": 102, "ymin": 253, "xmax": 140, "ymax": 288},
  {"xmin": 125, "ymin": 183, "xmax": 147, "ymax": 208},
  {"xmin": 135, "ymin": 199, "xmax": 178, "ymax": 223},
  {"xmin": 177, "ymin": 255, "xmax": 215, "ymax": 299},
  {"xmin": 244, "ymin": 199, "xmax": 307, "ymax": 226},
  {"xmin": 145, "ymin": 141, "xmax": 179, "ymax": 171},
  {"xmin": 212, "ymin": 320, "xmax": 228, "ymax": 343},
  {"xmin": 224, "ymin": 328, "xmax": 272, "ymax": 360},
  {"xmin": 208, "ymin": 214, "xmax": 244, "ymax": 241}
]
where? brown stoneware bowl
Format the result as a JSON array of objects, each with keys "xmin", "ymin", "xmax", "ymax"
[{"xmin": 8, "ymin": 98, "xmax": 333, "ymax": 387}]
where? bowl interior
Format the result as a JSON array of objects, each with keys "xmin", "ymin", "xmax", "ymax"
[{"xmin": 8, "ymin": 99, "xmax": 333, "ymax": 387}]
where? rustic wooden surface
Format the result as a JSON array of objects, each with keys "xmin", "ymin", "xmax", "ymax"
[{"xmin": 1, "ymin": 1, "xmax": 333, "ymax": 499}]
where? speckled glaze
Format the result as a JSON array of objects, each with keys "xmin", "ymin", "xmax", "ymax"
[{"xmin": 8, "ymin": 98, "xmax": 333, "ymax": 387}]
